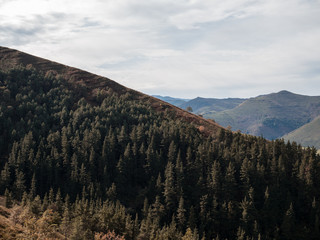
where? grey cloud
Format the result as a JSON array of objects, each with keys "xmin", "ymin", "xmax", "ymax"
[
  {"xmin": 0, "ymin": 24, "xmax": 43, "ymax": 46},
  {"xmin": 98, "ymin": 55, "xmax": 147, "ymax": 70},
  {"xmin": 0, "ymin": 12, "xmax": 103, "ymax": 46},
  {"xmin": 80, "ymin": 17, "xmax": 104, "ymax": 28},
  {"xmin": 1, "ymin": 0, "xmax": 319, "ymax": 98}
]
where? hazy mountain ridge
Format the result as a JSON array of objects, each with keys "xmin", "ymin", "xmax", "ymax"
[
  {"xmin": 179, "ymin": 97, "xmax": 247, "ymax": 114},
  {"xmin": 153, "ymin": 95, "xmax": 247, "ymax": 114},
  {"xmin": 156, "ymin": 91, "xmax": 320, "ymax": 145},
  {"xmin": 152, "ymin": 95, "xmax": 189, "ymax": 106}
]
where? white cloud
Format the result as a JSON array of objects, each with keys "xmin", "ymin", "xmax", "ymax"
[{"xmin": 0, "ymin": 0, "xmax": 320, "ymax": 98}]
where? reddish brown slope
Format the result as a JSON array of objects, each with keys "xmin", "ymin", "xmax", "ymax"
[
  {"xmin": 0, "ymin": 46, "xmax": 223, "ymax": 137},
  {"xmin": 0, "ymin": 196, "xmax": 66, "ymax": 239}
]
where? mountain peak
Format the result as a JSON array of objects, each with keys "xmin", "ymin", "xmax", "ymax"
[{"xmin": 277, "ymin": 90, "xmax": 293, "ymax": 95}]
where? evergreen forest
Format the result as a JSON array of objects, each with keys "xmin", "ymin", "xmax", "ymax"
[{"xmin": 0, "ymin": 65, "xmax": 320, "ymax": 239}]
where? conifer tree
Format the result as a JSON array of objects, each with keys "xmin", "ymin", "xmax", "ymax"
[
  {"xmin": 281, "ymin": 203, "xmax": 295, "ymax": 239},
  {"xmin": 224, "ymin": 161, "xmax": 237, "ymax": 201},
  {"xmin": 0, "ymin": 162, "xmax": 11, "ymax": 192},
  {"xmin": 163, "ymin": 161, "xmax": 176, "ymax": 212},
  {"xmin": 29, "ymin": 173, "xmax": 37, "ymax": 199},
  {"xmin": 4, "ymin": 188, "xmax": 13, "ymax": 208},
  {"xmin": 188, "ymin": 206, "xmax": 197, "ymax": 230},
  {"xmin": 210, "ymin": 160, "xmax": 222, "ymax": 199},
  {"xmin": 177, "ymin": 196, "xmax": 186, "ymax": 229},
  {"xmin": 14, "ymin": 170, "xmax": 26, "ymax": 200}
]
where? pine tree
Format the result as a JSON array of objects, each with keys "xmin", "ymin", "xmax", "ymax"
[
  {"xmin": 240, "ymin": 157, "xmax": 251, "ymax": 195},
  {"xmin": 29, "ymin": 173, "xmax": 37, "ymax": 199},
  {"xmin": 48, "ymin": 188, "xmax": 55, "ymax": 205},
  {"xmin": 106, "ymin": 183, "xmax": 117, "ymax": 201},
  {"xmin": 168, "ymin": 141, "xmax": 177, "ymax": 163},
  {"xmin": 61, "ymin": 126, "xmax": 70, "ymax": 166},
  {"xmin": 14, "ymin": 170, "xmax": 26, "ymax": 200},
  {"xmin": 175, "ymin": 150, "xmax": 184, "ymax": 197},
  {"xmin": 29, "ymin": 195, "xmax": 42, "ymax": 216},
  {"xmin": 0, "ymin": 162, "xmax": 11, "ymax": 192},
  {"xmin": 151, "ymin": 195, "xmax": 165, "ymax": 225},
  {"xmin": 240, "ymin": 196, "xmax": 254, "ymax": 233},
  {"xmin": 188, "ymin": 206, "xmax": 197, "ymax": 230},
  {"xmin": 210, "ymin": 160, "xmax": 222, "ymax": 200},
  {"xmin": 4, "ymin": 188, "xmax": 13, "ymax": 208},
  {"xmin": 177, "ymin": 196, "xmax": 186, "ymax": 229},
  {"xmin": 281, "ymin": 203, "xmax": 295, "ymax": 239},
  {"xmin": 182, "ymin": 227, "xmax": 199, "ymax": 240},
  {"xmin": 142, "ymin": 198, "xmax": 149, "ymax": 219},
  {"xmin": 224, "ymin": 161, "xmax": 236, "ymax": 201},
  {"xmin": 155, "ymin": 173, "xmax": 162, "ymax": 195},
  {"xmin": 163, "ymin": 161, "xmax": 176, "ymax": 212},
  {"xmin": 55, "ymin": 188, "xmax": 63, "ymax": 214}
]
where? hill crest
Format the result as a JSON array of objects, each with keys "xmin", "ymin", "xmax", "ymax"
[{"xmin": 0, "ymin": 46, "xmax": 222, "ymax": 136}]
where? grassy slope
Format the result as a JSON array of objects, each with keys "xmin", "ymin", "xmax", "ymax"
[
  {"xmin": 283, "ymin": 116, "xmax": 320, "ymax": 149},
  {"xmin": 204, "ymin": 90, "xmax": 320, "ymax": 139}
]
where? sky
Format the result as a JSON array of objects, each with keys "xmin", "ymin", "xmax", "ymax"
[{"xmin": 1, "ymin": 0, "xmax": 320, "ymax": 98}]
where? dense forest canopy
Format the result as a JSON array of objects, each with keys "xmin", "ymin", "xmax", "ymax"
[{"xmin": 0, "ymin": 64, "xmax": 320, "ymax": 239}]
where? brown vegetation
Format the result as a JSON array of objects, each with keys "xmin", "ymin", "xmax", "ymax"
[{"xmin": 0, "ymin": 196, "xmax": 126, "ymax": 239}]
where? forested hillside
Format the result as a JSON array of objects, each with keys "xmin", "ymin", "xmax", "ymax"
[{"xmin": 0, "ymin": 47, "xmax": 320, "ymax": 239}]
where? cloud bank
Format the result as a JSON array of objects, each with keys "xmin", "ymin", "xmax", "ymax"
[{"xmin": 1, "ymin": 0, "xmax": 320, "ymax": 98}]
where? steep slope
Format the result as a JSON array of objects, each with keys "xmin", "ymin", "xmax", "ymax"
[
  {"xmin": 282, "ymin": 116, "xmax": 320, "ymax": 149},
  {"xmin": 179, "ymin": 97, "xmax": 246, "ymax": 114},
  {"xmin": 0, "ymin": 46, "xmax": 222, "ymax": 136},
  {"xmin": 204, "ymin": 90, "xmax": 320, "ymax": 139}
]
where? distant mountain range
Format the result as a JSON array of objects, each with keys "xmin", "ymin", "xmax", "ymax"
[
  {"xmin": 154, "ymin": 91, "xmax": 320, "ymax": 147},
  {"xmin": 152, "ymin": 95, "xmax": 247, "ymax": 114},
  {"xmin": 179, "ymin": 97, "xmax": 246, "ymax": 115},
  {"xmin": 152, "ymin": 95, "xmax": 190, "ymax": 107}
]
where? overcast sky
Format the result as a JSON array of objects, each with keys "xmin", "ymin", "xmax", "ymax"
[{"xmin": 1, "ymin": 0, "xmax": 320, "ymax": 98}]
